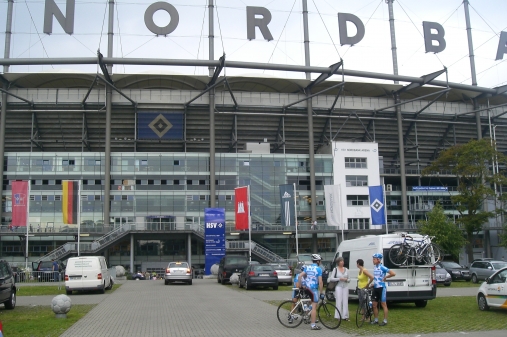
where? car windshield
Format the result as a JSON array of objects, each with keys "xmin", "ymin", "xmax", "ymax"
[
  {"xmin": 270, "ymin": 264, "xmax": 289, "ymax": 269},
  {"xmin": 252, "ymin": 265, "xmax": 273, "ymax": 272},
  {"xmin": 442, "ymin": 261, "xmax": 462, "ymax": 269},
  {"xmin": 225, "ymin": 257, "xmax": 248, "ymax": 264},
  {"xmin": 169, "ymin": 262, "xmax": 188, "ymax": 268},
  {"xmin": 492, "ymin": 262, "xmax": 507, "ymax": 269},
  {"xmin": 39, "ymin": 261, "xmax": 53, "ymax": 268}
]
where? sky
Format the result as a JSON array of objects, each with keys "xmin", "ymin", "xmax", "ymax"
[{"xmin": 0, "ymin": 0, "xmax": 506, "ymax": 88}]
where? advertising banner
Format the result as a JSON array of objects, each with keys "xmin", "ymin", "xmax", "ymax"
[
  {"xmin": 369, "ymin": 186, "xmax": 386, "ymax": 225},
  {"xmin": 204, "ymin": 208, "xmax": 226, "ymax": 275},
  {"xmin": 324, "ymin": 185, "xmax": 341, "ymax": 227},
  {"xmin": 279, "ymin": 184, "xmax": 295, "ymax": 226},
  {"xmin": 234, "ymin": 186, "xmax": 249, "ymax": 230},
  {"xmin": 11, "ymin": 181, "xmax": 28, "ymax": 227}
]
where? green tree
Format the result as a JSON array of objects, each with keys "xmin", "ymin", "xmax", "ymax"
[
  {"xmin": 422, "ymin": 138, "xmax": 507, "ymax": 263},
  {"xmin": 417, "ymin": 202, "xmax": 466, "ymax": 260}
]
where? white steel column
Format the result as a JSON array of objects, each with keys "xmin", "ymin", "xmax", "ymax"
[
  {"xmin": 209, "ymin": 0, "xmax": 216, "ymax": 207},
  {"xmin": 104, "ymin": 0, "xmax": 114, "ymax": 226},
  {"xmin": 463, "ymin": 0, "xmax": 477, "ymax": 86},
  {"xmin": 302, "ymin": 0, "xmax": 311, "ymax": 80},
  {"xmin": 386, "ymin": 0, "xmax": 399, "ymax": 83}
]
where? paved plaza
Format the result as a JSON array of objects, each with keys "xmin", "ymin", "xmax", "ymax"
[{"xmin": 16, "ymin": 280, "xmax": 506, "ymax": 337}]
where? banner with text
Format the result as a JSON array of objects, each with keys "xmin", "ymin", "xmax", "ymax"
[
  {"xmin": 11, "ymin": 181, "xmax": 29, "ymax": 227},
  {"xmin": 369, "ymin": 186, "xmax": 386, "ymax": 225},
  {"xmin": 204, "ymin": 208, "xmax": 226, "ymax": 275},
  {"xmin": 234, "ymin": 186, "xmax": 249, "ymax": 230},
  {"xmin": 279, "ymin": 184, "xmax": 295, "ymax": 226},
  {"xmin": 324, "ymin": 185, "xmax": 341, "ymax": 227}
]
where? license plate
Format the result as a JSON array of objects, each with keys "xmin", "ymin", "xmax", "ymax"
[
  {"xmin": 259, "ymin": 274, "xmax": 269, "ymax": 276},
  {"xmin": 388, "ymin": 282, "xmax": 403, "ymax": 286},
  {"xmin": 70, "ymin": 277, "xmax": 80, "ymax": 280}
]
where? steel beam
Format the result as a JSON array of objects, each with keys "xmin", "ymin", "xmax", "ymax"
[
  {"xmin": 0, "ymin": 88, "xmax": 33, "ymax": 106},
  {"xmin": 272, "ymin": 116, "xmax": 286, "ymax": 153},
  {"xmin": 306, "ymin": 61, "xmax": 343, "ymax": 91},
  {"xmin": 185, "ymin": 78, "xmax": 226, "ymax": 107},
  {"xmin": 456, "ymin": 102, "xmax": 507, "ymax": 117},
  {"xmin": 96, "ymin": 75, "xmax": 136, "ymax": 106},
  {"xmin": 430, "ymin": 115, "xmax": 458, "ymax": 161},
  {"xmin": 98, "ymin": 52, "xmax": 113, "ymax": 84},
  {"xmin": 227, "ymin": 114, "xmax": 237, "ymax": 153},
  {"xmin": 397, "ymin": 68, "xmax": 447, "ymax": 94},
  {"xmin": 283, "ymin": 82, "xmax": 345, "ymax": 110},
  {"xmin": 82, "ymin": 75, "xmax": 100, "ymax": 106},
  {"xmin": 208, "ymin": 54, "xmax": 225, "ymax": 87}
]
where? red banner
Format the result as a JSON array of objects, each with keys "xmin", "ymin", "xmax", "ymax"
[
  {"xmin": 11, "ymin": 181, "xmax": 29, "ymax": 227},
  {"xmin": 235, "ymin": 186, "xmax": 249, "ymax": 230}
]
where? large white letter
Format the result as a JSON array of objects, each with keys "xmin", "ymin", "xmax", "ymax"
[
  {"xmin": 43, "ymin": 0, "xmax": 75, "ymax": 35},
  {"xmin": 496, "ymin": 31, "xmax": 507, "ymax": 60},
  {"xmin": 337, "ymin": 13, "xmax": 365, "ymax": 46},
  {"xmin": 246, "ymin": 6, "xmax": 273, "ymax": 41},
  {"xmin": 144, "ymin": 2, "xmax": 179, "ymax": 35},
  {"xmin": 423, "ymin": 21, "xmax": 446, "ymax": 53}
]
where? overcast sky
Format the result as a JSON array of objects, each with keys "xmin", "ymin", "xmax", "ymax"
[{"xmin": 0, "ymin": 0, "xmax": 506, "ymax": 88}]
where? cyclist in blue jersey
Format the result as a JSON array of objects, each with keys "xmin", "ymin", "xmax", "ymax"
[
  {"xmin": 297, "ymin": 254, "xmax": 324, "ymax": 330},
  {"xmin": 368, "ymin": 253, "xmax": 396, "ymax": 326}
]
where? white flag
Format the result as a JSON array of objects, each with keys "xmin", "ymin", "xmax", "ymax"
[{"xmin": 324, "ymin": 185, "xmax": 341, "ymax": 227}]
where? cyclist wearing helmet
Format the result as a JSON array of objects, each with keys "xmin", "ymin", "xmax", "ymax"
[
  {"xmin": 297, "ymin": 253, "xmax": 324, "ymax": 330},
  {"xmin": 368, "ymin": 253, "xmax": 396, "ymax": 326}
]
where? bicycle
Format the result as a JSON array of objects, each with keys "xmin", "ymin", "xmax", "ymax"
[
  {"xmin": 277, "ymin": 288, "xmax": 342, "ymax": 329},
  {"xmin": 388, "ymin": 233, "xmax": 442, "ymax": 267},
  {"xmin": 355, "ymin": 288, "xmax": 373, "ymax": 328}
]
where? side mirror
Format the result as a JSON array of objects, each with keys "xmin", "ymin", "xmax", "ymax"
[
  {"xmin": 488, "ymin": 266, "xmax": 492, "ymax": 270},
  {"xmin": 486, "ymin": 277, "xmax": 490, "ymax": 283}
]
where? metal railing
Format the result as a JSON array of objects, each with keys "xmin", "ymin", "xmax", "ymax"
[{"xmin": 226, "ymin": 240, "xmax": 284, "ymax": 263}]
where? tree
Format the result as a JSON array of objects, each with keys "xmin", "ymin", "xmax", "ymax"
[
  {"xmin": 417, "ymin": 202, "xmax": 466, "ymax": 260},
  {"xmin": 422, "ymin": 138, "xmax": 507, "ymax": 263}
]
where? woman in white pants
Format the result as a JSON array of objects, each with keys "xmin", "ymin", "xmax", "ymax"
[{"xmin": 328, "ymin": 257, "xmax": 350, "ymax": 320}]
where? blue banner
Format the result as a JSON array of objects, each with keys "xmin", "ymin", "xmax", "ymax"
[
  {"xmin": 204, "ymin": 208, "xmax": 226, "ymax": 275},
  {"xmin": 137, "ymin": 112, "xmax": 184, "ymax": 139},
  {"xmin": 369, "ymin": 186, "xmax": 386, "ymax": 225},
  {"xmin": 412, "ymin": 186, "xmax": 448, "ymax": 191}
]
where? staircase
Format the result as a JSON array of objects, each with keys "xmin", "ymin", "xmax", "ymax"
[{"xmin": 226, "ymin": 240, "xmax": 284, "ymax": 262}]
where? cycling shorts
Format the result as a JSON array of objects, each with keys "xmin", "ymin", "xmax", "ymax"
[
  {"xmin": 293, "ymin": 288, "xmax": 314, "ymax": 301},
  {"xmin": 371, "ymin": 287, "xmax": 387, "ymax": 303}
]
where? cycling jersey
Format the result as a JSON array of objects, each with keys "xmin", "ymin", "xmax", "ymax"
[
  {"xmin": 301, "ymin": 263, "xmax": 322, "ymax": 290},
  {"xmin": 373, "ymin": 263, "xmax": 390, "ymax": 288}
]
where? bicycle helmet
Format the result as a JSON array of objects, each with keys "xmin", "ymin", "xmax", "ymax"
[
  {"xmin": 311, "ymin": 254, "xmax": 322, "ymax": 261},
  {"xmin": 372, "ymin": 253, "xmax": 383, "ymax": 260}
]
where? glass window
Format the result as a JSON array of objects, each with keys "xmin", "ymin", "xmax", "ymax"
[
  {"xmin": 345, "ymin": 175, "xmax": 368, "ymax": 187},
  {"xmin": 345, "ymin": 157, "xmax": 367, "ymax": 168},
  {"xmin": 347, "ymin": 195, "xmax": 369, "ymax": 206}
]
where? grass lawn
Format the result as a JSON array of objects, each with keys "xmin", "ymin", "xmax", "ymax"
[
  {"xmin": 17, "ymin": 284, "xmax": 122, "ymax": 296},
  {"xmin": 270, "ymin": 296, "xmax": 507, "ymax": 335},
  {"xmin": 0, "ymin": 304, "xmax": 95, "ymax": 337}
]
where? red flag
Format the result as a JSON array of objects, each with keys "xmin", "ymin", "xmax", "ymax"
[
  {"xmin": 235, "ymin": 186, "xmax": 249, "ymax": 230},
  {"xmin": 12, "ymin": 181, "xmax": 29, "ymax": 227}
]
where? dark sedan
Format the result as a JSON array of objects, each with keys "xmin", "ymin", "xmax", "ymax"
[
  {"xmin": 436, "ymin": 261, "xmax": 471, "ymax": 281},
  {"xmin": 239, "ymin": 264, "xmax": 278, "ymax": 290},
  {"xmin": 435, "ymin": 266, "xmax": 452, "ymax": 286}
]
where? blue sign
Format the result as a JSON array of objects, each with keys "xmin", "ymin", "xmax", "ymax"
[
  {"xmin": 369, "ymin": 186, "xmax": 386, "ymax": 225},
  {"xmin": 412, "ymin": 186, "xmax": 448, "ymax": 191},
  {"xmin": 138, "ymin": 112, "xmax": 184, "ymax": 139},
  {"xmin": 204, "ymin": 208, "xmax": 226, "ymax": 275}
]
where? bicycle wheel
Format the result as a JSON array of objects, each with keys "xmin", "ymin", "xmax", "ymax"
[
  {"xmin": 317, "ymin": 301, "xmax": 341, "ymax": 329},
  {"xmin": 277, "ymin": 300, "xmax": 303, "ymax": 328},
  {"xmin": 355, "ymin": 301, "xmax": 370, "ymax": 328},
  {"xmin": 388, "ymin": 244, "xmax": 409, "ymax": 266},
  {"xmin": 423, "ymin": 243, "xmax": 442, "ymax": 264}
]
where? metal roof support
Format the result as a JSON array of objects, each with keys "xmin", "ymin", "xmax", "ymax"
[
  {"xmin": 208, "ymin": 54, "xmax": 225, "ymax": 87},
  {"xmin": 272, "ymin": 116, "xmax": 286, "ymax": 153},
  {"xmin": 361, "ymin": 112, "xmax": 376, "ymax": 142},
  {"xmin": 30, "ymin": 111, "xmax": 43, "ymax": 151},
  {"xmin": 456, "ymin": 102, "xmax": 507, "ymax": 117},
  {"xmin": 228, "ymin": 114, "xmax": 237, "ymax": 153},
  {"xmin": 185, "ymin": 77, "xmax": 226, "ymax": 107},
  {"xmin": 377, "ymin": 88, "xmax": 451, "ymax": 114},
  {"xmin": 396, "ymin": 68, "xmax": 447, "ymax": 94},
  {"xmin": 352, "ymin": 112, "xmax": 374, "ymax": 141},
  {"xmin": 430, "ymin": 114, "xmax": 458, "ymax": 161},
  {"xmin": 96, "ymin": 75, "xmax": 136, "ymax": 106},
  {"xmin": 331, "ymin": 113, "xmax": 353, "ymax": 141},
  {"xmin": 82, "ymin": 75, "xmax": 99, "ymax": 106},
  {"xmin": 81, "ymin": 110, "xmax": 91, "ymax": 152},
  {"xmin": 98, "ymin": 52, "xmax": 113, "ymax": 84},
  {"xmin": 224, "ymin": 78, "xmax": 238, "ymax": 110},
  {"xmin": 306, "ymin": 60, "xmax": 343, "ymax": 92},
  {"xmin": 0, "ymin": 87, "xmax": 33, "ymax": 107},
  {"xmin": 316, "ymin": 86, "xmax": 344, "ymax": 151},
  {"xmin": 283, "ymin": 82, "xmax": 345, "ymax": 111}
]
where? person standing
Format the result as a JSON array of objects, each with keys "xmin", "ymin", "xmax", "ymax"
[
  {"xmin": 52, "ymin": 259, "xmax": 59, "ymax": 282},
  {"xmin": 327, "ymin": 257, "xmax": 350, "ymax": 321},
  {"xmin": 297, "ymin": 254, "xmax": 324, "ymax": 330},
  {"xmin": 369, "ymin": 253, "xmax": 396, "ymax": 326},
  {"xmin": 356, "ymin": 259, "xmax": 374, "ymax": 311}
]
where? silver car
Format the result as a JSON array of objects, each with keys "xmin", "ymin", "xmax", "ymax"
[
  {"xmin": 469, "ymin": 260, "xmax": 507, "ymax": 283},
  {"xmin": 164, "ymin": 262, "xmax": 192, "ymax": 285},
  {"xmin": 268, "ymin": 263, "xmax": 292, "ymax": 285}
]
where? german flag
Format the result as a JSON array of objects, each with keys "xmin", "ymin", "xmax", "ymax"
[{"xmin": 62, "ymin": 181, "xmax": 78, "ymax": 224}]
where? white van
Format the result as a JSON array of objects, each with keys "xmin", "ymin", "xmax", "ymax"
[
  {"xmin": 65, "ymin": 256, "xmax": 114, "ymax": 295},
  {"xmin": 334, "ymin": 233, "xmax": 436, "ymax": 307}
]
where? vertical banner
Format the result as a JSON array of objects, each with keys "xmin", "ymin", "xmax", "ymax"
[
  {"xmin": 369, "ymin": 185, "xmax": 386, "ymax": 225},
  {"xmin": 234, "ymin": 186, "xmax": 249, "ymax": 230},
  {"xmin": 324, "ymin": 185, "xmax": 341, "ymax": 227},
  {"xmin": 11, "ymin": 181, "xmax": 29, "ymax": 227},
  {"xmin": 62, "ymin": 180, "xmax": 79, "ymax": 224},
  {"xmin": 279, "ymin": 184, "xmax": 295, "ymax": 226},
  {"xmin": 204, "ymin": 208, "xmax": 226, "ymax": 275}
]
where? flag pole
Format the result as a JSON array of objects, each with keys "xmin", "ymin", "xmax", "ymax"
[
  {"xmin": 339, "ymin": 184, "xmax": 344, "ymax": 242},
  {"xmin": 77, "ymin": 180, "xmax": 81, "ymax": 256},
  {"xmin": 248, "ymin": 185, "xmax": 252, "ymax": 263},
  {"xmin": 384, "ymin": 184, "xmax": 388, "ymax": 235},
  {"xmin": 293, "ymin": 183, "xmax": 298, "ymax": 256},
  {"xmin": 25, "ymin": 181, "xmax": 31, "ymax": 270}
]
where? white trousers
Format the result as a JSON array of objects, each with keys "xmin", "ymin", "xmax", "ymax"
[{"xmin": 334, "ymin": 286, "xmax": 349, "ymax": 319}]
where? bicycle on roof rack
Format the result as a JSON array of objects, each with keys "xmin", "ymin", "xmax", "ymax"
[
  {"xmin": 388, "ymin": 233, "xmax": 442, "ymax": 267},
  {"xmin": 276, "ymin": 287, "xmax": 342, "ymax": 329}
]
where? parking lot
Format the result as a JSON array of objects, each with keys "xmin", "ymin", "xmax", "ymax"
[{"xmin": 16, "ymin": 279, "xmax": 507, "ymax": 337}]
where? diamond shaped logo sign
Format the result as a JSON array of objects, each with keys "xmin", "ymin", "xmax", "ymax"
[
  {"xmin": 371, "ymin": 199, "xmax": 383, "ymax": 212},
  {"xmin": 148, "ymin": 114, "xmax": 173, "ymax": 138}
]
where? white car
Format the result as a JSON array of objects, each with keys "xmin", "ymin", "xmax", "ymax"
[
  {"xmin": 164, "ymin": 262, "xmax": 192, "ymax": 285},
  {"xmin": 65, "ymin": 256, "xmax": 113, "ymax": 295},
  {"xmin": 477, "ymin": 267, "xmax": 507, "ymax": 311}
]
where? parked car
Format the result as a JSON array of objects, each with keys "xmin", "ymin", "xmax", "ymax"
[
  {"xmin": 469, "ymin": 260, "xmax": 507, "ymax": 283},
  {"xmin": 268, "ymin": 263, "xmax": 292, "ymax": 285},
  {"xmin": 32, "ymin": 260, "xmax": 65, "ymax": 282},
  {"xmin": 435, "ymin": 261, "xmax": 471, "ymax": 281},
  {"xmin": 164, "ymin": 262, "xmax": 192, "ymax": 285},
  {"xmin": 239, "ymin": 264, "xmax": 278, "ymax": 290},
  {"xmin": 435, "ymin": 266, "xmax": 452, "ymax": 286},
  {"xmin": 132, "ymin": 271, "xmax": 146, "ymax": 280},
  {"xmin": 0, "ymin": 260, "xmax": 16, "ymax": 309},
  {"xmin": 477, "ymin": 267, "xmax": 507, "ymax": 311},
  {"xmin": 217, "ymin": 255, "xmax": 248, "ymax": 285},
  {"xmin": 65, "ymin": 256, "xmax": 114, "ymax": 294}
]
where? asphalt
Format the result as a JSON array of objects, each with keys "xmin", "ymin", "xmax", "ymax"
[{"xmin": 15, "ymin": 281, "xmax": 507, "ymax": 337}]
